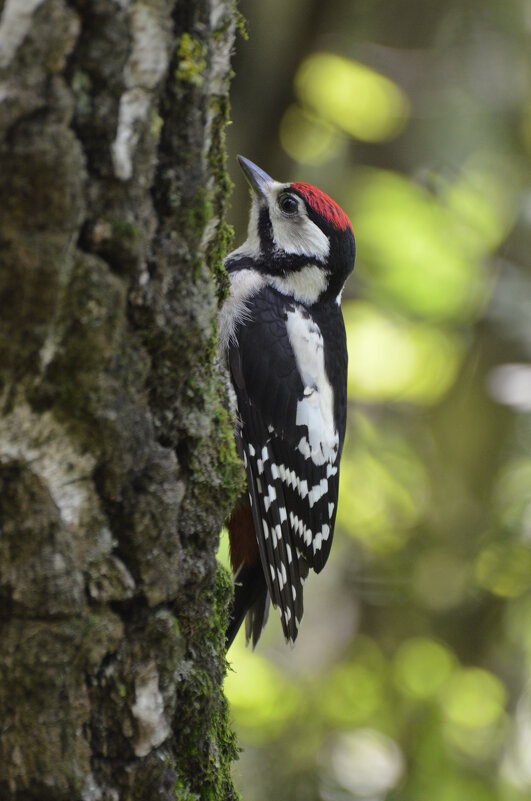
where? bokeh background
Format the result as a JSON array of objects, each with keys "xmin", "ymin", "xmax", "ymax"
[{"xmin": 218, "ymin": 1, "xmax": 531, "ymax": 798}]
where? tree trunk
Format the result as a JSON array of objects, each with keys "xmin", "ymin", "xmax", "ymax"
[{"xmin": 0, "ymin": 1, "xmax": 241, "ymax": 799}]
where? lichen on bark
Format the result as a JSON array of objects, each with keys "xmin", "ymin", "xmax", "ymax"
[{"xmin": 0, "ymin": 0, "xmax": 241, "ymax": 798}]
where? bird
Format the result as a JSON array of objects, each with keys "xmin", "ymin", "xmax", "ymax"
[{"xmin": 219, "ymin": 155, "xmax": 355, "ymax": 649}]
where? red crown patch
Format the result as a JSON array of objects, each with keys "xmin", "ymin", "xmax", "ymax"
[{"xmin": 291, "ymin": 183, "xmax": 352, "ymax": 232}]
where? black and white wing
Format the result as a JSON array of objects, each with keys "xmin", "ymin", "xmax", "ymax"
[{"xmin": 229, "ymin": 285, "xmax": 347, "ymax": 642}]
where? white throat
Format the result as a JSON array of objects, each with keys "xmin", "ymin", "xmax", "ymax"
[
  {"xmin": 265, "ymin": 265, "xmax": 329, "ymax": 306},
  {"xmin": 218, "ymin": 269, "xmax": 265, "ymax": 355}
]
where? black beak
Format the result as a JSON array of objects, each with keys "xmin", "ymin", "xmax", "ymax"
[{"xmin": 237, "ymin": 155, "xmax": 274, "ymax": 199}]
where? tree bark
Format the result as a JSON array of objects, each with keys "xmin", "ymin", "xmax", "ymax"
[{"xmin": 0, "ymin": 1, "xmax": 241, "ymax": 799}]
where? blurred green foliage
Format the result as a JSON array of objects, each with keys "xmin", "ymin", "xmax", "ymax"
[
  {"xmin": 294, "ymin": 53, "xmax": 409, "ymax": 142},
  {"xmin": 223, "ymin": 0, "xmax": 531, "ymax": 798}
]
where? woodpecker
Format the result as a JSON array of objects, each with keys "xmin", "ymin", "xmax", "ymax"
[{"xmin": 220, "ymin": 156, "xmax": 355, "ymax": 648}]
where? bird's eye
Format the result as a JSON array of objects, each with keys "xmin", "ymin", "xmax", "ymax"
[{"xmin": 278, "ymin": 193, "xmax": 298, "ymax": 216}]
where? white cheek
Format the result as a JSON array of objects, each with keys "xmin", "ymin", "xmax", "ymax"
[{"xmin": 271, "ymin": 214, "xmax": 330, "ymax": 262}]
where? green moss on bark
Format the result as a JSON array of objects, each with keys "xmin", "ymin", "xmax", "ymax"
[
  {"xmin": 173, "ymin": 566, "xmax": 239, "ymax": 801},
  {"xmin": 0, "ymin": 0, "xmax": 240, "ymax": 799},
  {"xmin": 176, "ymin": 33, "xmax": 208, "ymax": 85}
]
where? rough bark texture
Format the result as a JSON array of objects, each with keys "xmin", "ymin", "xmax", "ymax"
[{"xmin": 0, "ymin": 1, "xmax": 242, "ymax": 799}]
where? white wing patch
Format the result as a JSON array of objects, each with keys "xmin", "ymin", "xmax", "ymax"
[{"xmin": 286, "ymin": 306, "xmax": 339, "ymax": 466}]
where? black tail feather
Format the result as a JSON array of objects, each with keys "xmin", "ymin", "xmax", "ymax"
[
  {"xmin": 245, "ymin": 589, "xmax": 270, "ymax": 648},
  {"xmin": 226, "ymin": 561, "xmax": 268, "ymax": 650}
]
